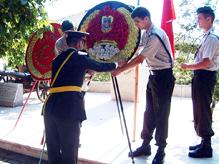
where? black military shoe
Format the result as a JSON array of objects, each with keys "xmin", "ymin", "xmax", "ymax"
[
  {"xmin": 189, "ymin": 143, "xmax": 202, "ymax": 151},
  {"xmin": 188, "ymin": 146, "xmax": 212, "ymax": 158},
  {"xmin": 152, "ymin": 150, "xmax": 165, "ymax": 164},
  {"xmin": 128, "ymin": 145, "xmax": 151, "ymax": 157}
]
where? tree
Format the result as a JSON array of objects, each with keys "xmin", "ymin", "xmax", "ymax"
[{"xmin": 0, "ymin": 0, "xmax": 52, "ymax": 69}]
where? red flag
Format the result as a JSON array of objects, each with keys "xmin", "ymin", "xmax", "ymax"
[{"xmin": 161, "ymin": 0, "xmax": 176, "ymax": 57}]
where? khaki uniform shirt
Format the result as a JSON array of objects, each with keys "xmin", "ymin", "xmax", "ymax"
[
  {"xmin": 139, "ymin": 24, "xmax": 173, "ymax": 70},
  {"xmin": 195, "ymin": 27, "xmax": 219, "ymax": 71}
]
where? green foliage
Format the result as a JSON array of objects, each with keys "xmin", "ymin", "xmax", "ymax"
[
  {"xmin": 173, "ymin": 52, "xmax": 193, "ymax": 85},
  {"xmin": 92, "ymin": 72, "xmax": 111, "ymax": 82},
  {"xmin": 212, "ymin": 73, "xmax": 219, "ymax": 108},
  {"xmin": 173, "ymin": 32, "xmax": 198, "ymax": 85},
  {"xmin": 0, "ymin": 0, "xmax": 51, "ymax": 69},
  {"xmin": 175, "ymin": 0, "xmax": 218, "ymax": 43}
]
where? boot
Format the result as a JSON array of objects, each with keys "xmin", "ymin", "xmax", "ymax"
[
  {"xmin": 128, "ymin": 140, "xmax": 151, "ymax": 157},
  {"xmin": 188, "ymin": 138, "xmax": 212, "ymax": 158},
  {"xmin": 152, "ymin": 147, "xmax": 165, "ymax": 164},
  {"xmin": 128, "ymin": 145, "xmax": 151, "ymax": 157},
  {"xmin": 189, "ymin": 139, "xmax": 204, "ymax": 151},
  {"xmin": 189, "ymin": 144, "xmax": 202, "ymax": 151}
]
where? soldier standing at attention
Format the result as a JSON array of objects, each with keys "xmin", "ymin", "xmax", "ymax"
[{"xmin": 181, "ymin": 6, "xmax": 219, "ymax": 158}]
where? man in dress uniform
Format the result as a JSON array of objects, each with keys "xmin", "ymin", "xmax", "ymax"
[
  {"xmin": 112, "ymin": 7, "xmax": 175, "ymax": 164},
  {"xmin": 44, "ymin": 31, "xmax": 117, "ymax": 164},
  {"xmin": 181, "ymin": 6, "xmax": 219, "ymax": 158},
  {"xmin": 55, "ymin": 20, "xmax": 93, "ymax": 94},
  {"xmin": 55, "ymin": 20, "xmax": 74, "ymax": 56}
]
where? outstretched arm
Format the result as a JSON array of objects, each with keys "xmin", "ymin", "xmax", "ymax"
[
  {"xmin": 81, "ymin": 55, "xmax": 117, "ymax": 72},
  {"xmin": 112, "ymin": 55, "xmax": 145, "ymax": 76}
]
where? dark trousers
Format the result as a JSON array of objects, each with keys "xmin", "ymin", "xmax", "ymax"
[
  {"xmin": 192, "ymin": 70, "xmax": 216, "ymax": 138},
  {"xmin": 44, "ymin": 115, "xmax": 81, "ymax": 164},
  {"xmin": 141, "ymin": 69, "xmax": 175, "ymax": 147}
]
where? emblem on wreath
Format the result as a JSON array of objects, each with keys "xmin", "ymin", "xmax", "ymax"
[{"xmin": 101, "ymin": 15, "xmax": 113, "ymax": 32}]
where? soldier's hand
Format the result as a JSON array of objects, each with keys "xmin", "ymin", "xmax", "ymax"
[
  {"xmin": 111, "ymin": 67, "xmax": 123, "ymax": 77},
  {"xmin": 87, "ymin": 70, "xmax": 96, "ymax": 76}
]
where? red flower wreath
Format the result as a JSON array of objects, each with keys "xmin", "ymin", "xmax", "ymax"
[
  {"xmin": 86, "ymin": 6, "xmax": 129, "ymax": 50},
  {"xmin": 25, "ymin": 23, "xmax": 62, "ymax": 80}
]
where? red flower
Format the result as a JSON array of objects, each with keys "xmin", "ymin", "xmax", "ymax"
[{"xmin": 86, "ymin": 6, "xmax": 129, "ymax": 50}]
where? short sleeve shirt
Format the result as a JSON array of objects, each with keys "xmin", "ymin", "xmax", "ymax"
[
  {"xmin": 195, "ymin": 27, "xmax": 219, "ymax": 71},
  {"xmin": 139, "ymin": 24, "xmax": 173, "ymax": 70}
]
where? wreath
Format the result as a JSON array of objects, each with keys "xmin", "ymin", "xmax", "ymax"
[
  {"xmin": 78, "ymin": 1, "xmax": 140, "ymax": 62},
  {"xmin": 25, "ymin": 23, "xmax": 62, "ymax": 80}
]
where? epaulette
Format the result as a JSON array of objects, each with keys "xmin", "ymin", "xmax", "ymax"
[{"xmin": 78, "ymin": 51, "xmax": 88, "ymax": 56}]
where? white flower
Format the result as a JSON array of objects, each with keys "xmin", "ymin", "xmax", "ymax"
[{"xmin": 90, "ymin": 44, "xmax": 120, "ymax": 60}]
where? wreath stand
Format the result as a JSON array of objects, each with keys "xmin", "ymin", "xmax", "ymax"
[
  {"xmin": 13, "ymin": 81, "xmax": 38, "ymax": 129},
  {"xmin": 112, "ymin": 76, "xmax": 135, "ymax": 163}
]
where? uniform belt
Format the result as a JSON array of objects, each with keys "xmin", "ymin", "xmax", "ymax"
[
  {"xmin": 150, "ymin": 68, "xmax": 172, "ymax": 75},
  {"xmin": 49, "ymin": 86, "xmax": 81, "ymax": 93},
  {"xmin": 194, "ymin": 70, "xmax": 216, "ymax": 75}
]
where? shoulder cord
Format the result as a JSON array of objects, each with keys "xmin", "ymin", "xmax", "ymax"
[
  {"xmin": 42, "ymin": 50, "xmax": 75, "ymax": 114},
  {"xmin": 150, "ymin": 33, "xmax": 173, "ymax": 68},
  {"xmin": 194, "ymin": 33, "xmax": 211, "ymax": 59},
  {"xmin": 51, "ymin": 50, "xmax": 75, "ymax": 87}
]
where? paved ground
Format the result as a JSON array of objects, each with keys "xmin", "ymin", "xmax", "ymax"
[
  {"xmin": 0, "ymin": 148, "xmax": 48, "ymax": 164},
  {"xmin": 0, "ymin": 91, "xmax": 218, "ymax": 164}
]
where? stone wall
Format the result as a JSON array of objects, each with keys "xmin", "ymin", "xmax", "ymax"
[{"xmin": 0, "ymin": 83, "xmax": 23, "ymax": 107}]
